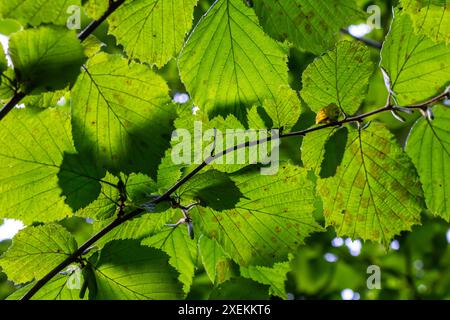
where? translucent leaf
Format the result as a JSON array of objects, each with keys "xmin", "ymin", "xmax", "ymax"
[
  {"xmin": 254, "ymin": 0, "xmax": 365, "ymax": 55},
  {"xmin": 9, "ymin": 27, "xmax": 86, "ymax": 93},
  {"xmin": 108, "ymin": 0, "xmax": 198, "ymax": 67},
  {"xmin": 192, "ymin": 164, "xmax": 323, "ymax": 266},
  {"xmin": 0, "ymin": 224, "xmax": 77, "ymax": 284},
  {"xmin": 142, "ymin": 225, "xmax": 198, "ymax": 294},
  {"xmin": 301, "ymin": 41, "xmax": 373, "ymax": 116},
  {"xmin": 0, "ymin": 0, "xmax": 81, "ymax": 26},
  {"xmin": 401, "ymin": 0, "xmax": 450, "ymax": 44},
  {"xmin": 240, "ymin": 259, "xmax": 291, "ymax": 299},
  {"xmin": 92, "ymin": 210, "xmax": 175, "ymax": 247},
  {"xmin": 406, "ymin": 106, "xmax": 450, "ymax": 220},
  {"xmin": 0, "ymin": 42, "xmax": 6, "ymax": 73},
  {"xmin": 301, "ymin": 127, "xmax": 339, "ymax": 175},
  {"xmin": 0, "ymin": 107, "xmax": 74, "ymax": 223},
  {"xmin": 7, "ymin": 274, "xmax": 86, "ymax": 300},
  {"xmin": 71, "ymin": 52, "xmax": 176, "ymax": 178},
  {"xmin": 302, "ymin": 127, "xmax": 348, "ymax": 177},
  {"xmin": 91, "ymin": 240, "xmax": 183, "ymax": 299},
  {"xmin": 75, "ymin": 172, "xmax": 119, "ymax": 220},
  {"xmin": 262, "ymin": 86, "xmax": 301, "ymax": 132},
  {"xmin": 178, "ymin": 0, "xmax": 289, "ymax": 122},
  {"xmin": 21, "ymin": 89, "xmax": 68, "ymax": 109},
  {"xmin": 199, "ymin": 235, "xmax": 234, "ymax": 285},
  {"xmin": 318, "ymin": 123, "xmax": 424, "ymax": 245},
  {"xmin": 177, "ymin": 169, "xmax": 243, "ymax": 211},
  {"xmin": 84, "ymin": 0, "xmax": 109, "ymax": 20},
  {"xmin": 381, "ymin": 11, "xmax": 450, "ymax": 105}
]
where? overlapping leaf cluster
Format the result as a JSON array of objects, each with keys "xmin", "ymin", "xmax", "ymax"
[{"xmin": 0, "ymin": 0, "xmax": 448, "ymax": 300}]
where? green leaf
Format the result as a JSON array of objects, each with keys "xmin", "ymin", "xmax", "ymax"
[
  {"xmin": 381, "ymin": 11, "xmax": 450, "ymax": 105},
  {"xmin": 84, "ymin": 0, "xmax": 109, "ymax": 20},
  {"xmin": 192, "ymin": 164, "xmax": 323, "ymax": 266},
  {"xmin": 178, "ymin": 0, "xmax": 289, "ymax": 122},
  {"xmin": 240, "ymin": 259, "xmax": 291, "ymax": 299},
  {"xmin": 71, "ymin": 52, "xmax": 176, "ymax": 178},
  {"xmin": 301, "ymin": 127, "xmax": 338, "ymax": 175},
  {"xmin": 90, "ymin": 240, "xmax": 184, "ymax": 299},
  {"xmin": 199, "ymin": 235, "xmax": 234, "ymax": 285},
  {"xmin": 318, "ymin": 123, "xmax": 424, "ymax": 245},
  {"xmin": 0, "ymin": 18, "xmax": 22, "ymax": 35},
  {"xmin": 0, "ymin": 42, "xmax": 7, "ymax": 73},
  {"xmin": 0, "ymin": 107, "xmax": 74, "ymax": 223},
  {"xmin": 254, "ymin": 0, "xmax": 365, "ymax": 55},
  {"xmin": 261, "ymin": 86, "xmax": 302, "ymax": 132},
  {"xmin": 406, "ymin": 106, "xmax": 450, "ymax": 220},
  {"xmin": 142, "ymin": 225, "xmax": 198, "ymax": 294},
  {"xmin": 400, "ymin": 0, "xmax": 450, "ymax": 44},
  {"xmin": 7, "ymin": 274, "xmax": 86, "ymax": 300},
  {"xmin": 0, "ymin": 0, "xmax": 81, "ymax": 26},
  {"xmin": 108, "ymin": 0, "xmax": 198, "ymax": 67},
  {"xmin": 92, "ymin": 210, "xmax": 175, "ymax": 247},
  {"xmin": 0, "ymin": 224, "xmax": 77, "ymax": 284},
  {"xmin": 75, "ymin": 172, "xmax": 119, "ymax": 220},
  {"xmin": 9, "ymin": 27, "xmax": 86, "ymax": 93},
  {"xmin": 301, "ymin": 41, "xmax": 373, "ymax": 116},
  {"xmin": 21, "ymin": 89, "xmax": 67, "ymax": 109},
  {"xmin": 177, "ymin": 169, "xmax": 243, "ymax": 211},
  {"xmin": 302, "ymin": 126, "xmax": 348, "ymax": 177},
  {"xmin": 209, "ymin": 277, "xmax": 269, "ymax": 300}
]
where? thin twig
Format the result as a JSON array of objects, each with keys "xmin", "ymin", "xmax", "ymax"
[
  {"xmin": 20, "ymin": 86, "xmax": 449, "ymax": 300},
  {"xmin": 341, "ymin": 28, "xmax": 383, "ymax": 49}
]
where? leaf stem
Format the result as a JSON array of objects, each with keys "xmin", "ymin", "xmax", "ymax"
[{"xmin": 20, "ymin": 87, "xmax": 449, "ymax": 300}]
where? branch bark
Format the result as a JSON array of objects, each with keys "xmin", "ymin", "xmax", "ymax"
[
  {"xmin": 0, "ymin": 0, "xmax": 126, "ymax": 122},
  {"xmin": 20, "ymin": 86, "xmax": 450, "ymax": 300},
  {"xmin": 341, "ymin": 28, "xmax": 383, "ymax": 49}
]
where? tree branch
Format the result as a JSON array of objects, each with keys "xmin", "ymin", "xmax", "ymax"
[
  {"xmin": 341, "ymin": 28, "xmax": 383, "ymax": 50},
  {"xmin": 0, "ymin": 0, "xmax": 126, "ymax": 122},
  {"xmin": 20, "ymin": 86, "xmax": 449, "ymax": 300}
]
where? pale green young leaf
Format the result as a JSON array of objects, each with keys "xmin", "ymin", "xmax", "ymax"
[
  {"xmin": 301, "ymin": 41, "xmax": 373, "ymax": 116},
  {"xmin": 0, "ymin": 224, "xmax": 77, "ymax": 284},
  {"xmin": 254, "ymin": 0, "xmax": 365, "ymax": 55},
  {"xmin": 318, "ymin": 123, "xmax": 424, "ymax": 245},
  {"xmin": 199, "ymin": 235, "xmax": 235, "ymax": 285},
  {"xmin": 406, "ymin": 106, "xmax": 450, "ymax": 220},
  {"xmin": 71, "ymin": 52, "xmax": 176, "ymax": 178},
  {"xmin": 192, "ymin": 164, "xmax": 323, "ymax": 266},
  {"xmin": 108, "ymin": 0, "xmax": 198, "ymax": 67},
  {"xmin": 9, "ymin": 27, "xmax": 86, "ymax": 93},
  {"xmin": 240, "ymin": 259, "xmax": 291, "ymax": 299},
  {"xmin": 400, "ymin": 0, "xmax": 450, "ymax": 44},
  {"xmin": 262, "ymin": 86, "xmax": 301, "ymax": 132},
  {"xmin": 142, "ymin": 225, "xmax": 198, "ymax": 294},
  {"xmin": 178, "ymin": 0, "xmax": 289, "ymax": 122},
  {"xmin": 0, "ymin": 0, "xmax": 81, "ymax": 26},
  {"xmin": 91, "ymin": 240, "xmax": 184, "ymax": 299},
  {"xmin": 381, "ymin": 11, "xmax": 450, "ymax": 105}
]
